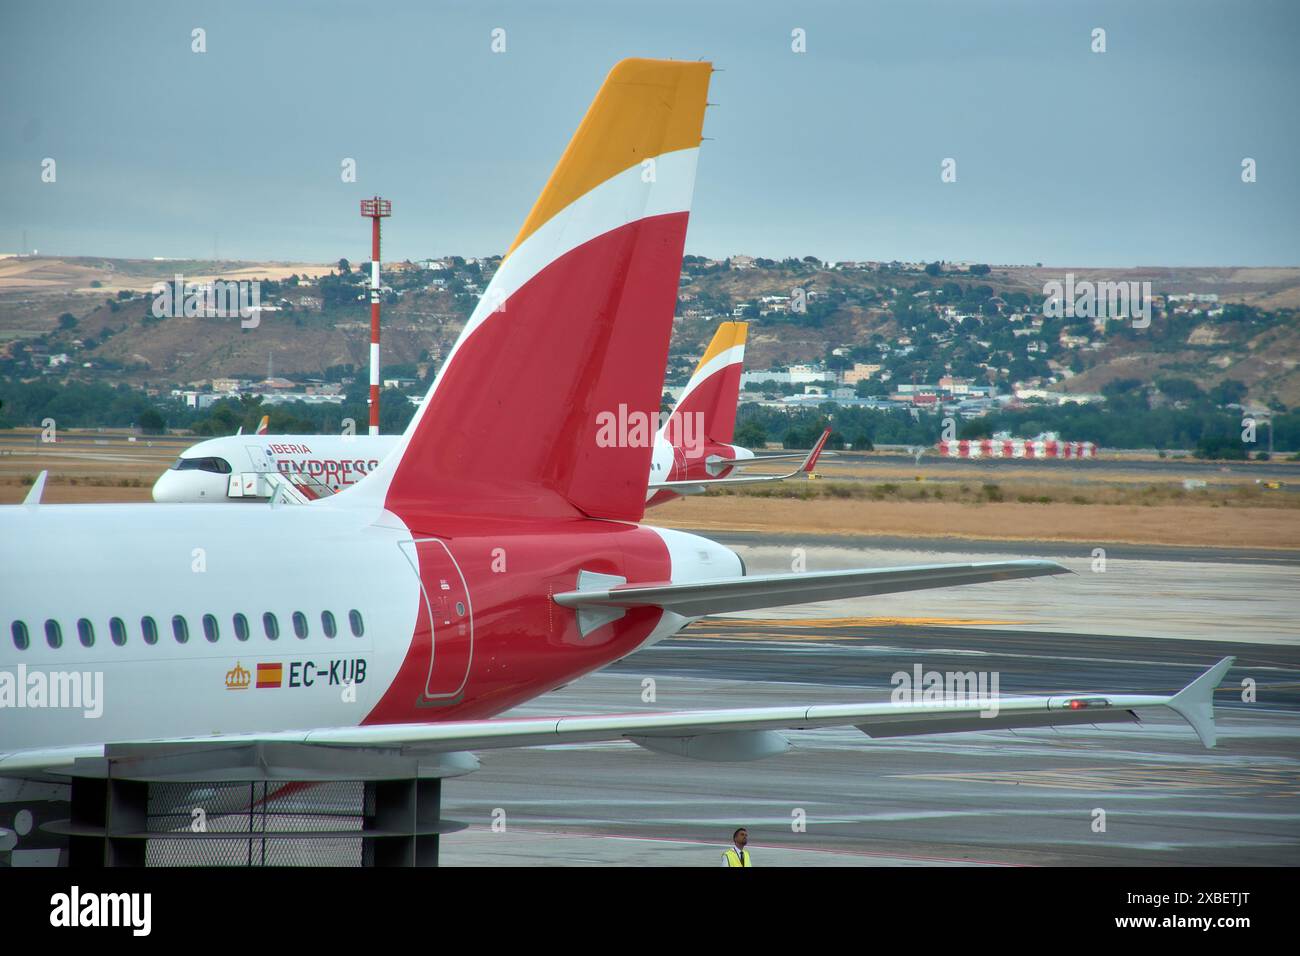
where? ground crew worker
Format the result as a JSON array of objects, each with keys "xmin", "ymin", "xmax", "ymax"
[{"xmin": 722, "ymin": 828, "xmax": 752, "ymax": 866}]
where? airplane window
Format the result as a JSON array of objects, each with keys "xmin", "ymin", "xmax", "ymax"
[
  {"xmin": 349, "ymin": 609, "xmax": 364, "ymax": 638},
  {"xmin": 110, "ymin": 617, "xmax": 127, "ymax": 646},
  {"xmin": 172, "ymin": 615, "xmax": 189, "ymax": 643},
  {"xmin": 263, "ymin": 612, "xmax": 279, "ymax": 640},
  {"xmin": 203, "ymin": 614, "xmax": 219, "ymax": 643},
  {"xmin": 321, "ymin": 610, "xmax": 337, "ymax": 638},
  {"xmin": 233, "ymin": 613, "xmax": 249, "ymax": 642},
  {"xmin": 45, "ymin": 619, "xmax": 62, "ymax": 649},
  {"xmin": 171, "ymin": 457, "xmax": 233, "ymax": 474},
  {"xmin": 141, "ymin": 616, "xmax": 158, "ymax": 645},
  {"xmin": 77, "ymin": 618, "xmax": 94, "ymax": 648},
  {"xmin": 455, "ymin": 602, "xmax": 466, "ymax": 617},
  {"xmin": 293, "ymin": 611, "xmax": 308, "ymax": 640},
  {"xmin": 11, "ymin": 621, "xmax": 29, "ymax": 651}
]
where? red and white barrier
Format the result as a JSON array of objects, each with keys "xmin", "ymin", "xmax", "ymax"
[{"xmin": 936, "ymin": 439, "xmax": 1097, "ymax": 459}]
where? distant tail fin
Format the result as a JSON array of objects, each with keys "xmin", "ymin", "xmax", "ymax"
[
  {"xmin": 342, "ymin": 58, "xmax": 712, "ymax": 522},
  {"xmin": 255, "ymin": 415, "xmax": 269, "ymax": 435},
  {"xmin": 803, "ymin": 427, "xmax": 832, "ymax": 472},
  {"xmin": 663, "ymin": 321, "xmax": 748, "ymax": 447}
]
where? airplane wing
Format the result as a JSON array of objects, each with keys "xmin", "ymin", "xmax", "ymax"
[
  {"xmin": 648, "ymin": 427, "xmax": 831, "ymax": 495},
  {"xmin": 0, "ymin": 658, "xmax": 1234, "ymax": 777},
  {"xmin": 553, "ymin": 559, "xmax": 1069, "ymax": 617}
]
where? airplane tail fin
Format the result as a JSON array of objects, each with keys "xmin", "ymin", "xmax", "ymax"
[
  {"xmin": 255, "ymin": 415, "xmax": 269, "ymax": 436},
  {"xmin": 664, "ymin": 321, "xmax": 748, "ymax": 447},
  {"xmin": 339, "ymin": 58, "xmax": 712, "ymax": 522}
]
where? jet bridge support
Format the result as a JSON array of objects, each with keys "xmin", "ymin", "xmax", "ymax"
[{"xmin": 47, "ymin": 743, "xmax": 473, "ymax": 867}]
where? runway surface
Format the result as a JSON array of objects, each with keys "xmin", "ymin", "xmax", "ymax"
[
  {"xmin": 439, "ymin": 535, "xmax": 1299, "ymax": 866},
  {"xmin": 825, "ymin": 451, "xmax": 1300, "ymax": 482}
]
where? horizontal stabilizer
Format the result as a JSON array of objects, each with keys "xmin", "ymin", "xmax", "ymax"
[
  {"xmin": 553, "ymin": 558, "xmax": 1069, "ymax": 617},
  {"xmin": 647, "ymin": 427, "xmax": 831, "ymax": 495}
]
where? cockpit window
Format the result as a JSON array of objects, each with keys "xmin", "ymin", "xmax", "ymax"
[{"xmin": 171, "ymin": 456, "xmax": 232, "ymax": 474}]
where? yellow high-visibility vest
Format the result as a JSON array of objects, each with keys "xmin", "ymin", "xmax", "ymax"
[{"xmin": 723, "ymin": 847, "xmax": 751, "ymax": 867}]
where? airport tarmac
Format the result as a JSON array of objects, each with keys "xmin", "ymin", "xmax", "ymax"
[
  {"xmin": 820, "ymin": 451, "xmax": 1300, "ymax": 482},
  {"xmin": 708, "ymin": 535, "xmax": 1298, "ymax": 645},
  {"xmin": 438, "ymin": 536, "xmax": 1299, "ymax": 866}
]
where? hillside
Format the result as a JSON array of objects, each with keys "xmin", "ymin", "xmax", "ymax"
[{"xmin": 2, "ymin": 255, "xmax": 1297, "ymax": 410}]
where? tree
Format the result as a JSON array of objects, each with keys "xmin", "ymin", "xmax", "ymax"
[
  {"xmin": 137, "ymin": 408, "xmax": 166, "ymax": 435},
  {"xmin": 1157, "ymin": 377, "xmax": 1202, "ymax": 403},
  {"xmin": 1102, "ymin": 378, "xmax": 1144, "ymax": 402},
  {"xmin": 1220, "ymin": 304, "xmax": 1257, "ymax": 323},
  {"xmin": 1209, "ymin": 379, "xmax": 1248, "ymax": 406},
  {"xmin": 969, "ymin": 264, "xmax": 991, "ymax": 276},
  {"xmin": 734, "ymin": 420, "xmax": 767, "ymax": 448},
  {"xmin": 924, "ymin": 261, "xmax": 942, "ymax": 277},
  {"xmin": 337, "ymin": 258, "xmax": 351, "ymax": 274},
  {"xmin": 58, "ymin": 313, "xmax": 78, "ymax": 330},
  {"xmin": 1195, "ymin": 435, "xmax": 1246, "ymax": 460}
]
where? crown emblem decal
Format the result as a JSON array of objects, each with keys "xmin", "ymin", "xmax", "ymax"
[{"xmin": 225, "ymin": 662, "xmax": 251, "ymax": 690}]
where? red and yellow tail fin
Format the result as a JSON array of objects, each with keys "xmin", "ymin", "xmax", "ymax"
[
  {"xmin": 663, "ymin": 321, "xmax": 748, "ymax": 446},
  {"xmin": 345, "ymin": 59, "xmax": 712, "ymax": 523}
]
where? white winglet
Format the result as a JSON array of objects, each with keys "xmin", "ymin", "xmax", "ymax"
[{"xmin": 1166, "ymin": 656, "xmax": 1234, "ymax": 748}]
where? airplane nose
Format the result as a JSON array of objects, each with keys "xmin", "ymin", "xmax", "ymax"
[
  {"xmin": 151, "ymin": 472, "xmax": 183, "ymax": 502},
  {"xmin": 151, "ymin": 473, "xmax": 173, "ymax": 502}
]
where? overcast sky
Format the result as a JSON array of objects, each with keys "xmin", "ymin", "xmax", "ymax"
[{"xmin": 2, "ymin": 0, "xmax": 1297, "ymax": 267}]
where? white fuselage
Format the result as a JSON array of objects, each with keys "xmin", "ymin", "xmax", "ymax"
[
  {"xmin": 152, "ymin": 435, "xmax": 402, "ymax": 502},
  {"xmin": 0, "ymin": 502, "xmax": 414, "ymax": 752},
  {"xmin": 153, "ymin": 431, "xmax": 751, "ymax": 504},
  {"xmin": 0, "ymin": 500, "xmax": 735, "ymax": 756}
]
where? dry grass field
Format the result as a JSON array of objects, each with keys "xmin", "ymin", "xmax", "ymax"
[
  {"xmin": 2, "ymin": 429, "xmax": 1297, "ymax": 549},
  {"xmin": 645, "ymin": 495, "xmax": 1299, "ymax": 550}
]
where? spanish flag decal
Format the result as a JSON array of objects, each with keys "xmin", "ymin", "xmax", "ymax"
[{"xmin": 256, "ymin": 662, "xmax": 283, "ymax": 689}]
